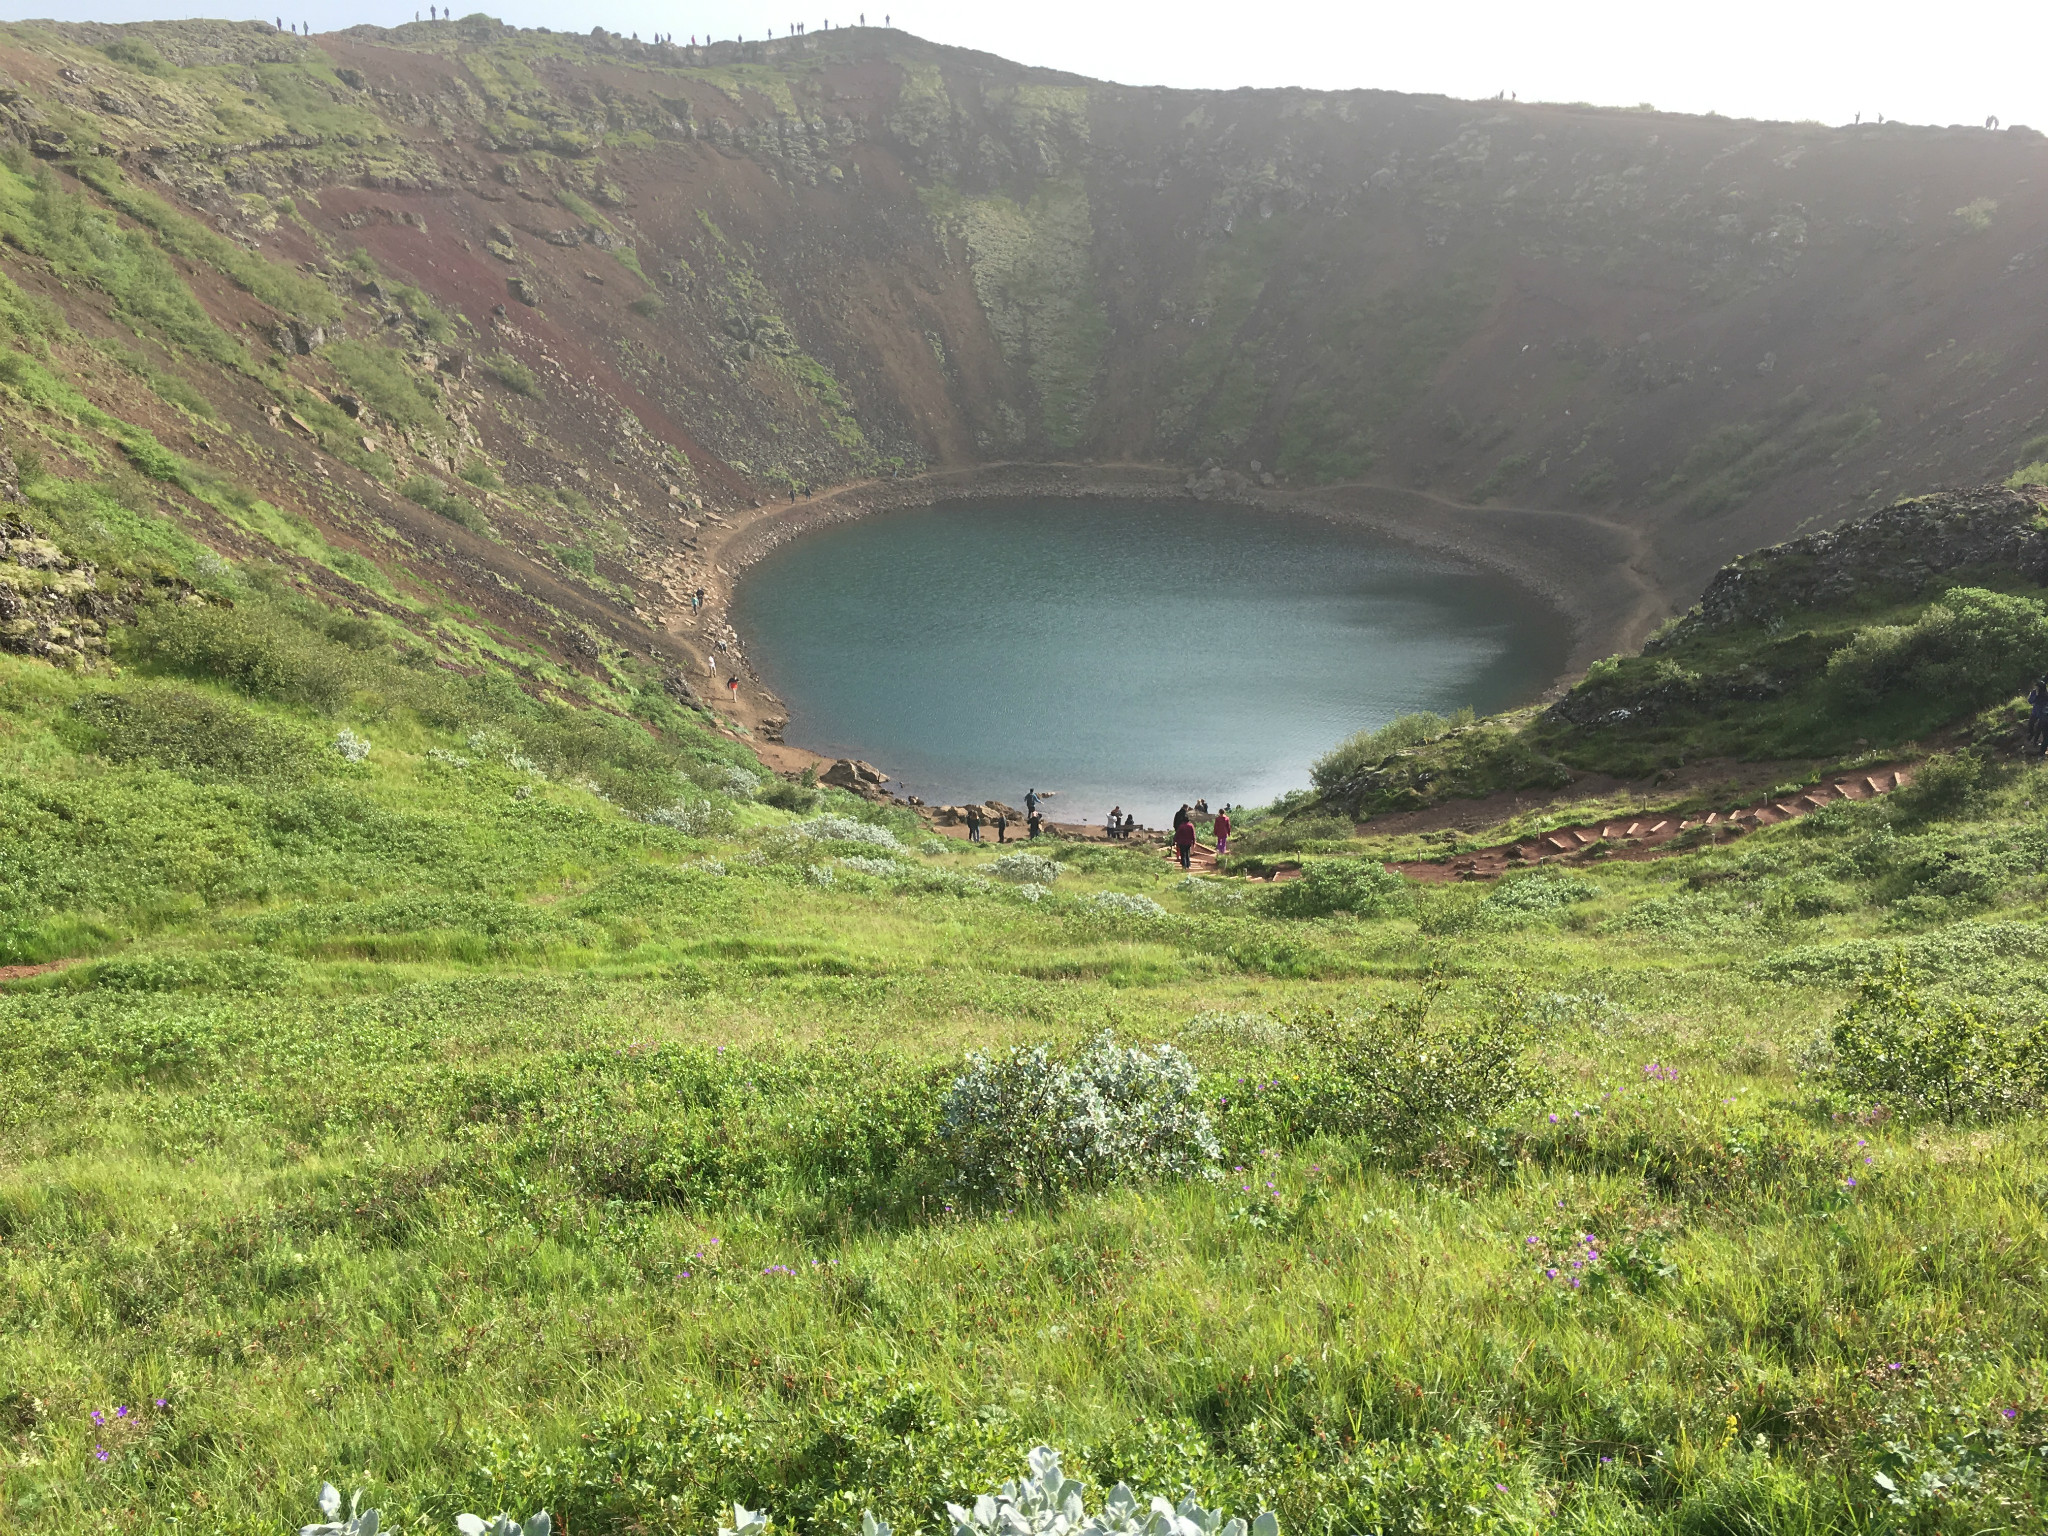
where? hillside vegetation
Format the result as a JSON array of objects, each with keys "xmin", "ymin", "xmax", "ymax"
[
  {"xmin": 8, "ymin": 455, "xmax": 2048, "ymax": 1534},
  {"xmin": 7, "ymin": 17, "xmax": 2048, "ymax": 1536}
]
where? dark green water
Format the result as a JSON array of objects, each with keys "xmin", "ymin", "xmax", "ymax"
[{"xmin": 732, "ymin": 498, "xmax": 1570, "ymax": 822}]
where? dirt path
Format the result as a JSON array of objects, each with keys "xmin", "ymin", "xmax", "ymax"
[
  {"xmin": 0, "ymin": 958, "xmax": 84, "ymax": 985},
  {"xmin": 1392, "ymin": 764, "xmax": 1914, "ymax": 882}
]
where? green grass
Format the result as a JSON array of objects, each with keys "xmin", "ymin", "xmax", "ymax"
[
  {"xmin": 0, "ymin": 25, "xmax": 2044, "ymax": 1535},
  {"xmin": 10, "ymin": 493, "xmax": 2048, "ymax": 1531}
]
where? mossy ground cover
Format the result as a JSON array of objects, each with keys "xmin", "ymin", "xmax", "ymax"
[{"xmin": 7, "ymin": 547, "xmax": 2048, "ymax": 1534}]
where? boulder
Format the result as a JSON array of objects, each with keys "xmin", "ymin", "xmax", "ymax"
[{"xmin": 819, "ymin": 758, "xmax": 889, "ymax": 795}]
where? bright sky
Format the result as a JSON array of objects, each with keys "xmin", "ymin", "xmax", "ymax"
[{"xmin": 11, "ymin": 0, "xmax": 2045, "ymax": 131}]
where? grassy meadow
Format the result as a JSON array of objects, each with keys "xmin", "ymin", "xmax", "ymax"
[{"xmin": 7, "ymin": 562, "xmax": 2048, "ymax": 1535}]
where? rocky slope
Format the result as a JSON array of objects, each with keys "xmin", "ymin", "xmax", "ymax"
[{"xmin": 1, "ymin": 15, "xmax": 2047, "ymax": 701}]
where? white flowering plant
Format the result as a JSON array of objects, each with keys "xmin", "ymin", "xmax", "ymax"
[
  {"xmin": 648, "ymin": 800, "xmax": 727, "ymax": 837},
  {"xmin": 1084, "ymin": 891, "xmax": 1168, "ymax": 918},
  {"xmin": 702, "ymin": 1450, "xmax": 1274, "ymax": 1536},
  {"xmin": 947, "ymin": 1448, "xmax": 1276, "ymax": 1536},
  {"xmin": 458, "ymin": 1513, "xmax": 551, "ymax": 1536},
  {"xmin": 793, "ymin": 814, "xmax": 903, "ymax": 850},
  {"xmin": 302, "ymin": 1484, "xmax": 379, "ymax": 1536},
  {"xmin": 334, "ymin": 728, "xmax": 370, "ymax": 764},
  {"xmin": 941, "ymin": 1032, "xmax": 1219, "ymax": 1201},
  {"xmin": 986, "ymin": 852, "xmax": 1060, "ymax": 884}
]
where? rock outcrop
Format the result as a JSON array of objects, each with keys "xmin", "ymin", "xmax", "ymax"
[
  {"xmin": 819, "ymin": 758, "xmax": 890, "ymax": 798},
  {"xmin": 1650, "ymin": 486, "xmax": 2048, "ymax": 649},
  {"xmin": 0, "ymin": 513, "xmax": 106, "ymax": 665}
]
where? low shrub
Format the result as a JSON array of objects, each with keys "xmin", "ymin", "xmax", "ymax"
[
  {"xmin": 756, "ymin": 780, "xmax": 819, "ymax": 812},
  {"xmin": 1886, "ymin": 750, "xmax": 1987, "ymax": 822},
  {"xmin": 1262, "ymin": 859, "xmax": 1408, "ymax": 919},
  {"xmin": 941, "ymin": 1032, "xmax": 1219, "ymax": 1202},
  {"xmin": 1479, "ymin": 869, "xmax": 1595, "ymax": 925},
  {"xmin": 1827, "ymin": 587, "xmax": 2048, "ymax": 711},
  {"xmin": 1825, "ymin": 956, "xmax": 2048, "ymax": 1122},
  {"xmin": 1220, "ymin": 984, "xmax": 1542, "ymax": 1152},
  {"xmin": 120, "ymin": 600, "xmax": 360, "ymax": 711},
  {"xmin": 1177, "ymin": 875, "xmax": 1246, "ymax": 910},
  {"xmin": 485, "ymin": 352, "xmax": 542, "ymax": 397},
  {"xmin": 326, "ymin": 339, "xmax": 449, "ymax": 440},
  {"xmin": 1083, "ymin": 891, "xmax": 1167, "ymax": 918},
  {"xmin": 986, "ymin": 852, "xmax": 1059, "ymax": 884},
  {"xmin": 401, "ymin": 474, "xmax": 489, "ymax": 534},
  {"xmin": 70, "ymin": 684, "xmax": 323, "ymax": 781},
  {"xmin": 645, "ymin": 800, "xmax": 735, "ymax": 838},
  {"xmin": 791, "ymin": 815, "xmax": 902, "ymax": 850}
]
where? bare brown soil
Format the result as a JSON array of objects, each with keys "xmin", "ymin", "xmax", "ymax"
[{"xmin": 0, "ymin": 958, "xmax": 84, "ymax": 985}]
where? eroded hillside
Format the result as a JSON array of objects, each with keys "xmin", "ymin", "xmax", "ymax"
[{"xmin": 2, "ymin": 14, "xmax": 2048, "ymax": 686}]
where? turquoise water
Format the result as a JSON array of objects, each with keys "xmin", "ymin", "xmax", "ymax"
[{"xmin": 732, "ymin": 498, "xmax": 1571, "ymax": 823}]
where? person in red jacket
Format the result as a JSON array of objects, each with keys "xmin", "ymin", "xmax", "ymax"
[
  {"xmin": 1173, "ymin": 807, "xmax": 1196, "ymax": 869},
  {"xmin": 1213, "ymin": 804, "xmax": 1231, "ymax": 858}
]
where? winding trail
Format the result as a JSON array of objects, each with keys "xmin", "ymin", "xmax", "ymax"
[{"xmin": 1391, "ymin": 764, "xmax": 1915, "ymax": 882}]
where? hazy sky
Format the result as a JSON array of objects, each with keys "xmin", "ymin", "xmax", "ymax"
[{"xmin": 9, "ymin": 0, "xmax": 2043, "ymax": 130}]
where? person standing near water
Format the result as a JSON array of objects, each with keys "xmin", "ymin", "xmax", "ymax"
[
  {"xmin": 993, "ymin": 808, "xmax": 1009, "ymax": 843},
  {"xmin": 1213, "ymin": 803, "xmax": 1231, "ymax": 858},
  {"xmin": 1107, "ymin": 805, "xmax": 1122, "ymax": 841},
  {"xmin": 1173, "ymin": 811, "xmax": 1196, "ymax": 869},
  {"xmin": 965, "ymin": 804, "xmax": 984, "ymax": 843}
]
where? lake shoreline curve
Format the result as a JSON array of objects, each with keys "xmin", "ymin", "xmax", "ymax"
[{"xmin": 676, "ymin": 462, "xmax": 1661, "ymax": 770}]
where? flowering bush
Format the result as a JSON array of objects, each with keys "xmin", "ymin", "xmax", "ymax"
[
  {"xmin": 648, "ymin": 800, "xmax": 728, "ymax": 837},
  {"xmin": 941, "ymin": 1031, "xmax": 1220, "ymax": 1200},
  {"xmin": 333, "ymin": 728, "xmax": 370, "ymax": 763},
  {"xmin": 986, "ymin": 852, "xmax": 1060, "ymax": 884},
  {"xmin": 838, "ymin": 855, "xmax": 903, "ymax": 878},
  {"xmin": 793, "ymin": 814, "xmax": 902, "ymax": 850},
  {"xmin": 1083, "ymin": 891, "xmax": 1167, "ymax": 918},
  {"xmin": 714, "ymin": 762, "xmax": 762, "ymax": 796}
]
